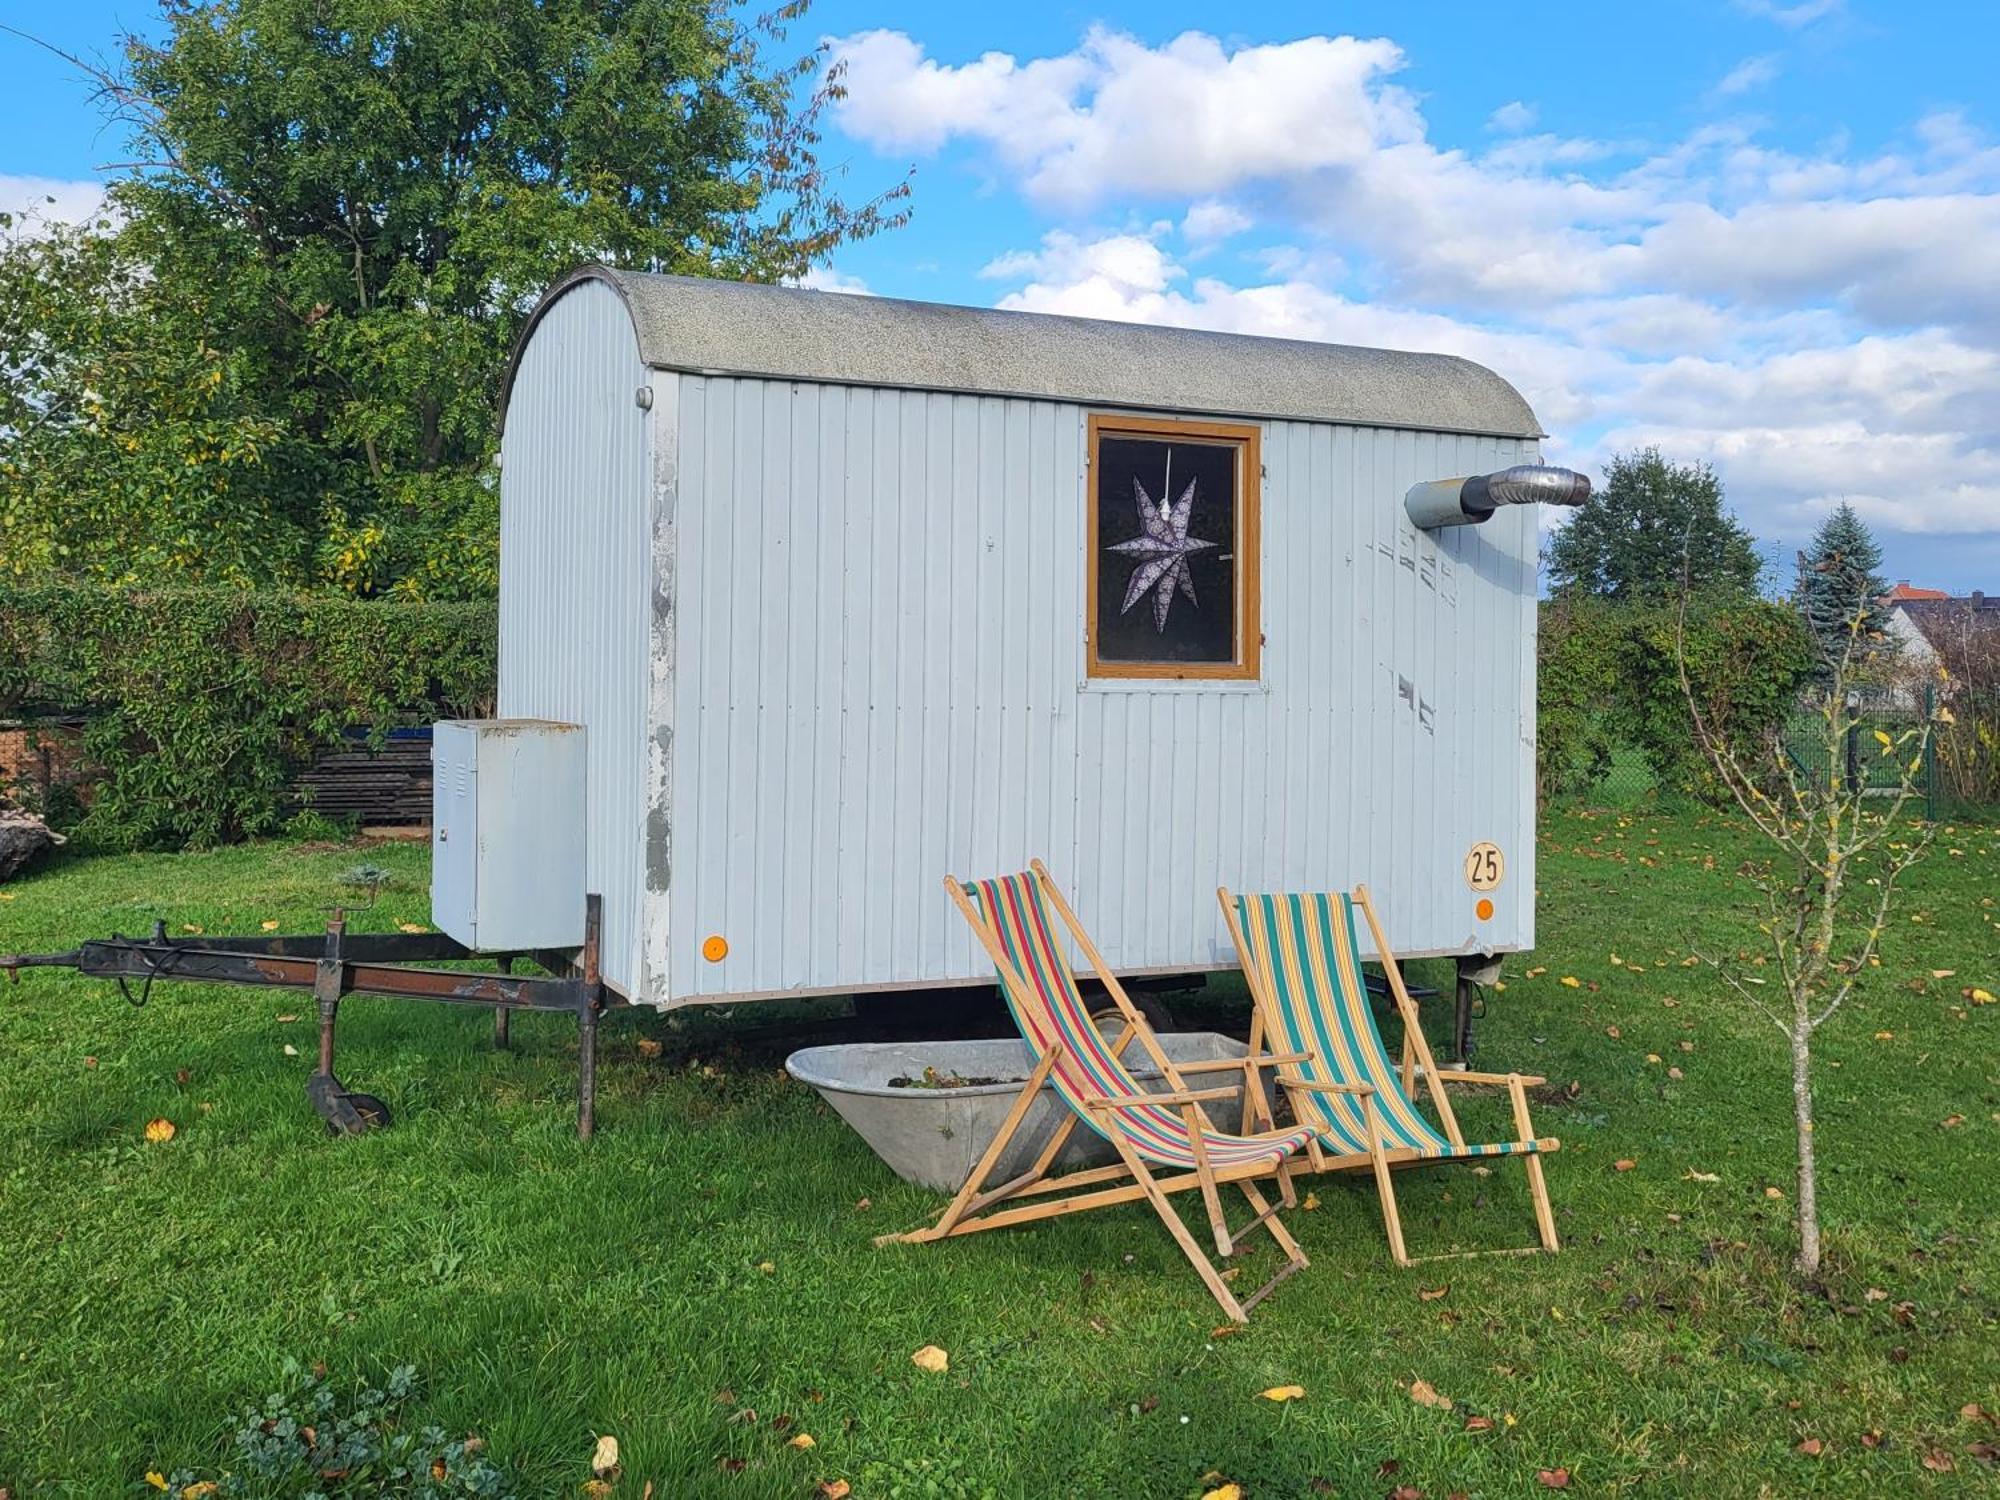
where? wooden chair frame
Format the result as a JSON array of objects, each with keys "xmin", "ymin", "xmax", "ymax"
[
  {"xmin": 1218, "ymin": 883, "xmax": 1560, "ymax": 1266},
  {"xmin": 876, "ymin": 862, "xmax": 1311, "ymax": 1323}
]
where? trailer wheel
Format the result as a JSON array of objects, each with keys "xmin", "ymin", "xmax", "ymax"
[{"xmin": 339, "ymin": 1093, "xmax": 392, "ymax": 1133}]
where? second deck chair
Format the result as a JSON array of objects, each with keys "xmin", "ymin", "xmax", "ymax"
[
  {"xmin": 1219, "ymin": 884, "xmax": 1562, "ymax": 1266},
  {"xmin": 877, "ymin": 863, "xmax": 1318, "ymax": 1323}
]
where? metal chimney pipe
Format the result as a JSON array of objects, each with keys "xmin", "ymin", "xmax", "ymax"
[{"xmin": 1406, "ymin": 464, "xmax": 1592, "ymax": 530}]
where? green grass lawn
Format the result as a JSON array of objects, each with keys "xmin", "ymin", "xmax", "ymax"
[{"xmin": 1, "ymin": 810, "xmax": 1995, "ymax": 1497}]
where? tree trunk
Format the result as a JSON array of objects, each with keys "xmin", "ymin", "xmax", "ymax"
[{"xmin": 1791, "ymin": 1024, "xmax": 1820, "ymax": 1277}]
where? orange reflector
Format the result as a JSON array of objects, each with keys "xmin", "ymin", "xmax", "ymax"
[
  {"xmin": 702, "ymin": 935, "xmax": 728, "ymax": 963},
  {"xmin": 1475, "ymin": 898, "xmax": 1495, "ymax": 922}
]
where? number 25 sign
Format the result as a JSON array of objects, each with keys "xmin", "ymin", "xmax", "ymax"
[{"xmin": 1465, "ymin": 842, "xmax": 1504, "ymax": 892}]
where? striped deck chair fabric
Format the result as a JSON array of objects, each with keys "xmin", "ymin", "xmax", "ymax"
[
  {"xmin": 1231, "ymin": 890, "xmax": 1540, "ymax": 1161},
  {"xmin": 882, "ymin": 864, "xmax": 1316, "ymax": 1322},
  {"xmin": 969, "ymin": 873, "xmax": 1317, "ymax": 1170}
]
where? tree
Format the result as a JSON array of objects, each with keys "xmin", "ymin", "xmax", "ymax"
[
  {"xmin": 1794, "ymin": 502, "xmax": 1888, "ymax": 669},
  {"xmin": 0, "ymin": 0, "xmax": 908, "ymax": 597},
  {"xmin": 1676, "ymin": 577, "xmax": 1939, "ymax": 1278},
  {"xmin": 1548, "ymin": 449, "xmax": 1762, "ymax": 601}
]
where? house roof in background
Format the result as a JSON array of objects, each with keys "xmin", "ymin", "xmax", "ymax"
[{"xmin": 1884, "ymin": 581, "xmax": 1950, "ymax": 601}]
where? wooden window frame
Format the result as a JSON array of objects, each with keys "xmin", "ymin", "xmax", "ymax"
[{"xmin": 1085, "ymin": 413, "xmax": 1262, "ymax": 682}]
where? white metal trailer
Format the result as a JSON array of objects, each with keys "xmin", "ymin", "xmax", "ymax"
[{"xmin": 486, "ymin": 266, "xmax": 1567, "ymax": 1010}]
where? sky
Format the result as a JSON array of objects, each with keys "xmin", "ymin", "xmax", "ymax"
[{"xmin": 5, "ymin": 0, "xmax": 1999, "ymax": 593}]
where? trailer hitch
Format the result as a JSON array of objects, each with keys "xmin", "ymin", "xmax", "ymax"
[{"xmin": 1, "ymin": 895, "xmax": 613, "ymax": 1137}]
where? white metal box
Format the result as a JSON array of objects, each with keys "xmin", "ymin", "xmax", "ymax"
[{"xmin": 430, "ymin": 720, "xmax": 587, "ymax": 951}]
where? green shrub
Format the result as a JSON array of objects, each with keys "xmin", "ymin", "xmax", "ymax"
[
  {"xmin": 0, "ymin": 582, "xmax": 493, "ymax": 849},
  {"xmin": 1537, "ymin": 596, "xmax": 1814, "ymax": 806}
]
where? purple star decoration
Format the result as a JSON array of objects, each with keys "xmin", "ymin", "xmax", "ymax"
[{"xmin": 1108, "ymin": 451, "xmax": 1218, "ymax": 632}]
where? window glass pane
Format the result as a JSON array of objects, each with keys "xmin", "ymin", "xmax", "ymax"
[{"xmin": 1094, "ymin": 434, "xmax": 1239, "ymax": 667}]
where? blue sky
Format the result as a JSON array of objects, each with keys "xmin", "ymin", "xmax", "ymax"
[{"xmin": 5, "ymin": 0, "xmax": 1998, "ymax": 591}]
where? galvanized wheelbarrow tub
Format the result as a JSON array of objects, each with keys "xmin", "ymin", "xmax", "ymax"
[{"xmin": 786, "ymin": 1032, "xmax": 1265, "ymax": 1191}]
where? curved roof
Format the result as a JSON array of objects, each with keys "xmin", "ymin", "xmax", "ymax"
[{"xmin": 501, "ymin": 264, "xmax": 1543, "ymax": 439}]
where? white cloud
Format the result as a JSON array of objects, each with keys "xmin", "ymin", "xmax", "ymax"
[
  {"xmin": 829, "ymin": 25, "xmax": 2000, "ymax": 562},
  {"xmin": 1734, "ymin": 0, "xmax": 1843, "ymax": 27},
  {"xmin": 0, "ymin": 174, "xmax": 107, "ymax": 229},
  {"xmin": 794, "ymin": 265, "xmax": 872, "ymax": 295},
  {"xmin": 1181, "ymin": 199, "xmax": 1252, "ymax": 242},
  {"xmin": 1710, "ymin": 55, "xmax": 1781, "ymax": 100}
]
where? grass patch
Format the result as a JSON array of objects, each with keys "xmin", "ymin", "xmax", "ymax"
[{"xmin": 1, "ymin": 813, "xmax": 1996, "ymax": 1496}]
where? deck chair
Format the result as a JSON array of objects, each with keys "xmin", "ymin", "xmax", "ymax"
[
  {"xmin": 1218, "ymin": 884, "xmax": 1561, "ymax": 1266},
  {"xmin": 876, "ymin": 862, "xmax": 1319, "ymax": 1323}
]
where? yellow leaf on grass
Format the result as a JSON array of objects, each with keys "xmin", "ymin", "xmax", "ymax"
[
  {"xmin": 591, "ymin": 1433, "xmax": 620, "ymax": 1477},
  {"xmin": 818, "ymin": 1483, "xmax": 852, "ymax": 1500},
  {"xmin": 181, "ymin": 1483, "xmax": 219, "ymax": 1499},
  {"xmin": 1200, "ymin": 1485, "xmax": 1243, "ymax": 1500},
  {"xmin": 144, "ymin": 1118, "xmax": 175, "ymax": 1144},
  {"xmin": 788, "ymin": 1433, "xmax": 816, "ymax": 1449},
  {"xmin": 756, "ymin": 1261, "xmax": 775, "ymax": 1274},
  {"xmin": 1932, "ymin": 969, "xmax": 1956, "ymax": 979},
  {"xmin": 1969, "ymin": 988, "xmax": 1996, "ymax": 1005},
  {"xmin": 146, "ymin": 1475, "xmax": 169, "ymax": 1492},
  {"xmin": 1259, "ymin": 1384, "xmax": 1306, "ymax": 1402},
  {"xmin": 1302, "ymin": 1192, "xmax": 1320, "ymax": 1210},
  {"xmin": 260, "ymin": 919, "xmax": 280, "ymax": 931},
  {"xmin": 1683, "ymin": 1169, "xmax": 1719, "ymax": 1182},
  {"xmin": 398, "ymin": 922, "xmax": 428, "ymax": 934},
  {"xmin": 1560, "ymin": 976, "xmax": 1581, "ymax": 989},
  {"xmin": 635, "ymin": 1037, "xmax": 663, "ymax": 1058},
  {"xmin": 1409, "ymin": 1378, "xmax": 1453, "ymax": 1410},
  {"xmin": 1874, "ymin": 1030, "xmax": 1894, "ymax": 1041},
  {"xmin": 911, "ymin": 1344, "xmax": 949, "ymax": 1373}
]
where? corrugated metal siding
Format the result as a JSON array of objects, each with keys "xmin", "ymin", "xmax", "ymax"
[
  {"xmin": 497, "ymin": 279, "xmax": 651, "ymax": 996},
  {"xmin": 664, "ymin": 377, "xmax": 1538, "ymax": 1006}
]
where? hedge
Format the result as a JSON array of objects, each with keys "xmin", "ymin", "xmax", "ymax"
[
  {"xmin": 1537, "ymin": 594, "xmax": 1815, "ymax": 804},
  {"xmin": 0, "ymin": 582, "xmax": 495, "ymax": 849}
]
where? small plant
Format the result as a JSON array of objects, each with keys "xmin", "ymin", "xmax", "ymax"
[
  {"xmin": 146, "ymin": 1358, "xmax": 513, "ymax": 1498},
  {"xmin": 1675, "ymin": 563, "xmax": 1939, "ymax": 1277}
]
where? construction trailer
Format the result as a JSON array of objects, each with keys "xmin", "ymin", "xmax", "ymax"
[{"xmin": 484, "ymin": 267, "xmax": 1585, "ymax": 1027}]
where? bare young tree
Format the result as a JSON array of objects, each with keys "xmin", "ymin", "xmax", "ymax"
[{"xmin": 1675, "ymin": 575, "xmax": 1940, "ymax": 1277}]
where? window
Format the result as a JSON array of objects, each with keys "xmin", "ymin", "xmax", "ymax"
[{"xmin": 1086, "ymin": 414, "xmax": 1261, "ymax": 681}]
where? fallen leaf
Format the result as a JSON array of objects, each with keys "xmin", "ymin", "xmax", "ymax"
[
  {"xmin": 1605, "ymin": 1025, "xmax": 1621, "ymax": 1038},
  {"xmin": 1303, "ymin": 1192, "xmax": 1321, "ymax": 1211},
  {"xmin": 1465, "ymin": 1414, "xmax": 1495, "ymax": 1432},
  {"xmin": 1962, "ymin": 1402, "xmax": 1994, "ymax": 1424},
  {"xmin": 146, "ymin": 1476, "xmax": 168, "ymax": 1493},
  {"xmin": 1560, "ymin": 976, "xmax": 1581, "ymax": 988},
  {"xmin": 591, "ymin": 1433, "xmax": 620, "ymax": 1477},
  {"xmin": 1613, "ymin": 1159, "xmax": 1637, "ymax": 1172},
  {"xmin": 181, "ymin": 1484, "xmax": 218, "ymax": 1499},
  {"xmin": 1860, "ymin": 1430, "xmax": 1883, "ymax": 1449},
  {"xmin": 182, "ymin": 924, "xmax": 202, "ymax": 934},
  {"xmin": 1797, "ymin": 1437, "xmax": 1825, "ymax": 1457},
  {"xmin": 1388, "ymin": 1486, "xmax": 1423, "ymax": 1500},
  {"xmin": 1210, "ymin": 1324, "xmax": 1241, "ymax": 1338},
  {"xmin": 1922, "ymin": 1449, "xmax": 1954, "ymax": 1473},
  {"xmin": 83, "ymin": 1056, "xmax": 97, "ymax": 1069},
  {"xmin": 276, "ymin": 1014, "xmax": 298, "ymax": 1023},
  {"xmin": 911, "ymin": 1344, "xmax": 949, "ymax": 1373},
  {"xmin": 1875, "ymin": 1030, "xmax": 1895, "ymax": 1041},
  {"xmin": 1765, "ymin": 1186, "xmax": 1785, "ymax": 1199},
  {"xmin": 756, "ymin": 1261, "xmax": 775, "ymax": 1274},
  {"xmin": 397, "ymin": 922, "xmax": 428, "ymax": 934},
  {"xmin": 1536, "ymin": 1469, "xmax": 1571, "ymax": 1489},
  {"xmin": 817, "ymin": 1482, "xmax": 851, "ymax": 1499},
  {"xmin": 1408, "ymin": 1378, "xmax": 1452, "ymax": 1411},
  {"xmin": 1418, "ymin": 1284, "xmax": 1449, "ymax": 1302},
  {"xmin": 1668, "ymin": 1066, "xmax": 1684, "ymax": 1079},
  {"xmin": 636, "ymin": 1037, "xmax": 663, "ymax": 1058},
  {"xmin": 788, "ymin": 1433, "xmax": 816, "ymax": 1449},
  {"xmin": 1198, "ymin": 1485, "xmax": 1242, "ymax": 1500},
  {"xmin": 1932, "ymin": 969, "xmax": 1956, "ymax": 979},
  {"xmin": 1864, "ymin": 1287, "xmax": 1888, "ymax": 1302},
  {"xmin": 283, "ymin": 1044, "xmax": 299, "ymax": 1057},
  {"xmin": 1645, "ymin": 1053, "xmax": 1661, "ymax": 1064},
  {"xmin": 260, "ymin": 919, "xmax": 280, "ymax": 931},
  {"xmin": 1942, "ymin": 1114, "xmax": 1965, "ymax": 1128},
  {"xmin": 1968, "ymin": 988, "xmax": 1996, "ymax": 1005},
  {"xmin": 854, "ymin": 1198, "xmax": 871, "ymax": 1211},
  {"xmin": 143, "ymin": 1118, "xmax": 175, "ymax": 1144},
  {"xmin": 1259, "ymin": 1384, "xmax": 1307, "ymax": 1402}
]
